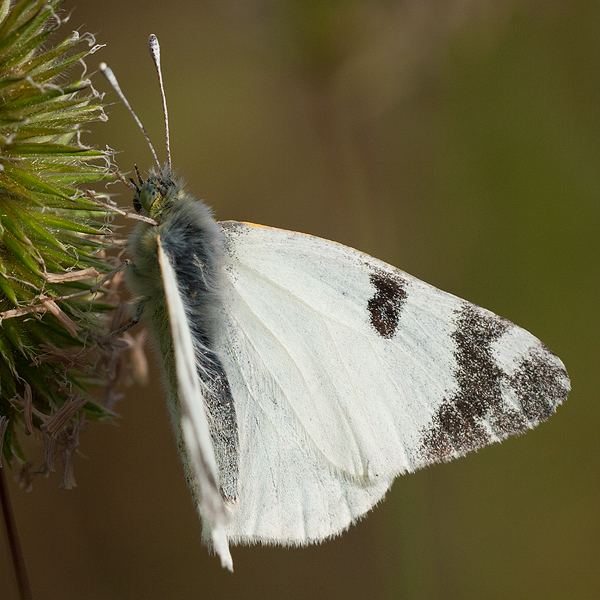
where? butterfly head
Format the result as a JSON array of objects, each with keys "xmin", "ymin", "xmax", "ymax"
[{"xmin": 131, "ymin": 165, "xmax": 177, "ymax": 220}]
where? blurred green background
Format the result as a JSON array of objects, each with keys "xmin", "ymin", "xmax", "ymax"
[{"xmin": 1, "ymin": 1, "xmax": 598, "ymax": 599}]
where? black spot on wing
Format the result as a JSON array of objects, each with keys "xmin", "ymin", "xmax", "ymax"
[
  {"xmin": 418, "ymin": 305, "xmax": 509, "ymax": 460},
  {"xmin": 417, "ymin": 304, "xmax": 568, "ymax": 464},
  {"xmin": 367, "ymin": 270, "xmax": 408, "ymax": 339},
  {"xmin": 509, "ymin": 346, "xmax": 569, "ymax": 423}
]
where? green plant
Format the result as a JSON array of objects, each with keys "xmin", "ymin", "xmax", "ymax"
[{"xmin": 0, "ymin": 0, "xmax": 124, "ymax": 489}]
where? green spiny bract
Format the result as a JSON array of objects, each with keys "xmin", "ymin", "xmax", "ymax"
[{"xmin": 0, "ymin": 0, "xmax": 125, "ymax": 488}]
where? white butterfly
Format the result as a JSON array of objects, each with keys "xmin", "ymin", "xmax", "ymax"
[{"xmin": 101, "ymin": 36, "xmax": 570, "ymax": 572}]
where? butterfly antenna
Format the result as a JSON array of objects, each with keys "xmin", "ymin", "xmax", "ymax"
[
  {"xmin": 148, "ymin": 34, "xmax": 172, "ymax": 171},
  {"xmin": 99, "ymin": 62, "xmax": 162, "ymax": 172},
  {"xmin": 134, "ymin": 164, "xmax": 145, "ymax": 185}
]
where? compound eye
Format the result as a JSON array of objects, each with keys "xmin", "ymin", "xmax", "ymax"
[{"xmin": 139, "ymin": 182, "xmax": 160, "ymax": 213}]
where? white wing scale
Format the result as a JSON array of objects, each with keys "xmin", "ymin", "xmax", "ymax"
[{"xmin": 214, "ymin": 222, "xmax": 569, "ymax": 545}]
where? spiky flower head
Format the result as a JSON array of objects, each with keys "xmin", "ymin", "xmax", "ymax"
[{"xmin": 0, "ymin": 0, "xmax": 126, "ymax": 488}]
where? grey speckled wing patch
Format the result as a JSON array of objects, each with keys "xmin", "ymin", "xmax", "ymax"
[
  {"xmin": 418, "ymin": 304, "xmax": 569, "ymax": 463},
  {"xmin": 199, "ymin": 357, "xmax": 239, "ymax": 503},
  {"xmin": 367, "ymin": 270, "xmax": 408, "ymax": 339}
]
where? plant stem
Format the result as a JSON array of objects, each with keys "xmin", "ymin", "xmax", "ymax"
[{"xmin": 0, "ymin": 467, "xmax": 32, "ymax": 600}]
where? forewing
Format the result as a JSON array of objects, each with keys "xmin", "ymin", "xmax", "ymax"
[{"xmin": 215, "ymin": 222, "xmax": 569, "ymax": 544}]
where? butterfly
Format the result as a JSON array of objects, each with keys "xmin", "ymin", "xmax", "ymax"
[{"xmin": 100, "ymin": 35, "xmax": 569, "ymax": 572}]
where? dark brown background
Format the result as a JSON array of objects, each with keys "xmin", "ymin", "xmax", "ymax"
[{"xmin": 1, "ymin": 1, "xmax": 597, "ymax": 599}]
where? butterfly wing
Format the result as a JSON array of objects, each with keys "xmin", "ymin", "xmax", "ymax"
[
  {"xmin": 215, "ymin": 221, "xmax": 569, "ymax": 545},
  {"xmin": 156, "ymin": 237, "xmax": 233, "ymax": 570}
]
